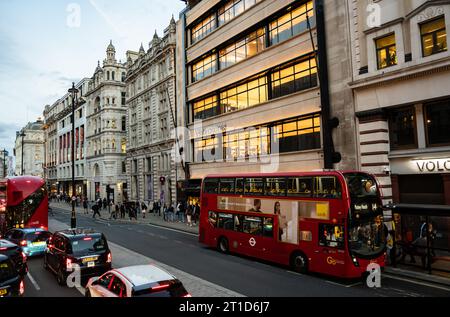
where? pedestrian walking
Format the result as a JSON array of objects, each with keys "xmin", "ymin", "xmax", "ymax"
[
  {"xmin": 120, "ymin": 203, "xmax": 126, "ymax": 219},
  {"xmin": 83, "ymin": 198, "xmax": 89, "ymax": 214},
  {"xmin": 141, "ymin": 201, "xmax": 148, "ymax": 219},
  {"xmin": 186, "ymin": 205, "xmax": 193, "ymax": 227},
  {"xmin": 92, "ymin": 203, "xmax": 101, "ymax": 219}
]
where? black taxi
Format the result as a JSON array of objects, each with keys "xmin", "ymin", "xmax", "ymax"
[{"xmin": 44, "ymin": 228, "xmax": 112, "ymax": 286}]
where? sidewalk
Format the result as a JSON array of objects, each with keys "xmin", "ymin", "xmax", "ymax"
[
  {"xmin": 384, "ymin": 266, "xmax": 450, "ymax": 288},
  {"xmin": 50, "ymin": 202, "xmax": 198, "ymax": 235}
]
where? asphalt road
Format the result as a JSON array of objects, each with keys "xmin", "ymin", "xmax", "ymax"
[
  {"xmin": 44, "ymin": 206, "xmax": 450, "ymax": 298},
  {"xmin": 24, "ymin": 256, "xmax": 82, "ymax": 297}
]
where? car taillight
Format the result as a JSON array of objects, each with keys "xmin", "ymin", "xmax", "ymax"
[
  {"xmin": 66, "ymin": 258, "xmax": 73, "ymax": 270},
  {"xmin": 19, "ymin": 280, "xmax": 25, "ymax": 296},
  {"xmin": 20, "ymin": 240, "xmax": 27, "ymax": 247},
  {"xmin": 107, "ymin": 252, "xmax": 112, "ymax": 263},
  {"xmin": 22, "ymin": 252, "xmax": 27, "ymax": 262},
  {"xmin": 152, "ymin": 284, "xmax": 170, "ymax": 291},
  {"xmin": 0, "ymin": 247, "xmax": 7, "ymax": 251}
]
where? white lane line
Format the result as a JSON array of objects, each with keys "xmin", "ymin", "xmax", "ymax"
[
  {"xmin": 27, "ymin": 272, "xmax": 41, "ymax": 291},
  {"xmin": 75, "ymin": 286, "xmax": 85, "ymax": 296},
  {"xmin": 146, "ymin": 223, "xmax": 199, "ymax": 237},
  {"xmin": 383, "ymin": 273, "xmax": 450, "ymax": 292}
]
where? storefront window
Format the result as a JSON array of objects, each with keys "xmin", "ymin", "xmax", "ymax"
[
  {"xmin": 425, "ymin": 99, "xmax": 450, "ymax": 146},
  {"xmin": 388, "ymin": 106, "xmax": 417, "ymax": 150}
]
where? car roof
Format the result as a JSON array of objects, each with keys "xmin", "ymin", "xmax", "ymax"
[
  {"xmin": 0, "ymin": 240, "xmax": 17, "ymax": 248},
  {"xmin": 114, "ymin": 265, "xmax": 175, "ymax": 287},
  {"xmin": 57, "ymin": 228, "xmax": 102, "ymax": 239}
]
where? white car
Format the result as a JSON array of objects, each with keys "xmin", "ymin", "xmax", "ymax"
[{"xmin": 85, "ymin": 264, "xmax": 191, "ymax": 298}]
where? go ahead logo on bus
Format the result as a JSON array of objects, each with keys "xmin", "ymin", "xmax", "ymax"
[{"xmin": 249, "ymin": 238, "xmax": 256, "ymax": 247}]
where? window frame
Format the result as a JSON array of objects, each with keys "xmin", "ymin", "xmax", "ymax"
[
  {"xmin": 420, "ymin": 16, "xmax": 447, "ymax": 57},
  {"xmin": 375, "ymin": 33, "xmax": 397, "ymax": 70},
  {"xmin": 423, "ymin": 99, "xmax": 450, "ymax": 147},
  {"xmin": 388, "ymin": 106, "xmax": 418, "ymax": 150}
]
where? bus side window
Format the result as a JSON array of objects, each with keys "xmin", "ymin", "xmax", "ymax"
[
  {"xmin": 236, "ymin": 178, "xmax": 244, "ymax": 194},
  {"xmin": 218, "ymin": 213, "xmax": 233, "ymax": 230},
  {"xmin": 287, "ymin": 177, "xmax": 312, "ymax": 197},
  {"xmin": 204, "ymin": 179, "xmax": 219, "ymax": 194},
  {"xmin": 319, "ymin": 224, "xmax": 344, "ymax": 249},
  {"xmin": 208, "ymin": 211, "xmax": 217, "ymax": 228},
  {"xmin": 219, "ymin": 178, "xmax": 235, "ymax": 194},
  {"xmin": 234, "ymin": 215, "xmax": 244, "ymax": 232},
  {"xmin": 314, "ymin": 177, "xmax": 342, "ymax": 199},
  {"xmin": 263, "ymin": 218, "xmax": 274, "ymax": 238},
  {"xmin": 243, "ymin": 216, "xmax": 262, "ymax": 236}
]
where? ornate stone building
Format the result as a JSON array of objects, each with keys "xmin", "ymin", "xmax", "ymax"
[
  {"xmin": 85, "ymin": 42, "xmax": 129, "ymax": 203},
  {"xmin": 43, "ymin": 79, "xmax": 90, "ymax": 196},
  {"xmin": 14, "ymin": 120, "xmax": 45, "ymax": 177},
  {"xmin": 125, "ymin": 18, "xmax": 177, "ymax": 205}
]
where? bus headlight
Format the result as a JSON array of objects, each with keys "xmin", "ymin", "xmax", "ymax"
[{"xmin": 352, "ymin": 257, "xmax": 360, "ymax": 267}]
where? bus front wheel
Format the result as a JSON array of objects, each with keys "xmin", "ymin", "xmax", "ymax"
[
  {"xmin": 218, "ymin": 237, "xmax": 229, "ymax": 254},
  {"xmin": 290, "ymin": 252, "xmax": 308, "ymax": 274}
]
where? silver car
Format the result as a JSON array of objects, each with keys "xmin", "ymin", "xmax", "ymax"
[{"xmin": 85, "ymin": 264, "xmax": 191, "ymax": 298}]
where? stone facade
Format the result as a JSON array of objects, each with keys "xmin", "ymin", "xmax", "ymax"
[
  {"xmin": 348, "ymin": 0, "xmax": 450, "ymax": 207},
  {"xmin": 85, "ymin": 42, "xmax": 129, "ymax": 203},
  {"xmin": 125, "ymin": 18, "xmax": 177, "ymax": 206},
  {"xmin": 14, "ymin": 120, "xmax": 45, "ymax": 177}
]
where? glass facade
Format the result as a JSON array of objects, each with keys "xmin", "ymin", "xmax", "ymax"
[
  {"xmin": 191, "ymin": 54, "xmax": 317, "ymax": 121},
  {"xmin": 191, "ymin": 13, "xmax": 216, "ymax": 44},
  {"xmin": 193, "ymin": 113, "xmax": 321, "ymax": 163},
  {"xmin": 219, "ymin": 28, "xmax": 265, "ymax": 69},
  {"xmin": 269, "ymin": 1, "xmax": 315, "ymax": 46},
  {"xmin": 192, "ymin": 53, "xmax": 217, "ymax": 82},
  {"xmin": 388, "ymin": 106, "xmax": 417, "ymax": 150}
]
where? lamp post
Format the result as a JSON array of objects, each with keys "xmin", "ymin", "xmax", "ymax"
[
  {"xmin": 68, "ymin": 82, "xmax": 79, "ymax": 229},
  {"xmin": 20, "ymin": 132, "xmax": 26, "ymax": 175}
]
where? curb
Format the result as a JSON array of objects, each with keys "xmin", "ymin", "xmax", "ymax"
[{"xmin": 384, "ymin": 267, "xmax": 450, "ymax": 288}]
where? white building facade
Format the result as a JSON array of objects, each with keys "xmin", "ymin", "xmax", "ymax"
[
  {"xmin": 14, "ymin": 120, "xmax": 45, "ymax": 177},
  {"xmin": 125, "ymin": 19, "xmax": 177, "ymax": 206},
  {"xmin": 85, "ymin": 42, "xmax": 128, "ymax": 203}
]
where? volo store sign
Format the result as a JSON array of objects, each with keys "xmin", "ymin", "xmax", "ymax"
[{"xmin": 415, "ymin": 159, "xmax": 450, "ymax": 173}]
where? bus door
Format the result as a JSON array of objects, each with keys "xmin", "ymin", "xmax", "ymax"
[
  {"xmin": 234, "ymin": 215, "xmax": 267, "ymax": 258},
  {"xmin": 315, "ymin": 222, "xmax": 346, "ymax": 276}
]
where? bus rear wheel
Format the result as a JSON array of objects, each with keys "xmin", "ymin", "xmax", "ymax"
[
  {"xmin": 291, "ymin": 252, "xmax": 308, "ymax": 274},
  {"xmin": 218, "ymin": 237, "xmax": 229, "ymax": 254}
]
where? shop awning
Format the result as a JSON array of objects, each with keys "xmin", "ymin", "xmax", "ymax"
[{"xmin": 385, "ymin": 203, "xmax": 450, "ymax": 217}]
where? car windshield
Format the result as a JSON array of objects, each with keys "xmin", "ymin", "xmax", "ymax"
[
  {"xmin": 0, "ymin": 260, "xmax": 15, "ymax": 281},
  {"xmin": 70, "ymin": 236, "xmax": 107, "ymax": 255},
  {"xmin": 349, "ymin": 215, "xmax": 387, "ymax": 258},
  {"xmin": 26, "ymin": 232, "xmax": 51, "ymax": 243}
]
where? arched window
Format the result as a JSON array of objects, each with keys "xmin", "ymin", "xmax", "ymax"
[
  {"xmin": 112, "ymin": 139, "xmax": 116, "ymax": 150},
  {"xmin": 122, "ymin": 72, "xmax": 126, "ymax": 82},
  {"xmin": 122, "ymin": 116, "xmax": 126, "ymax": 131},
  {"xmin": 107, "ymin": 71, "xmax": 110, "ymax": 80},
  {"xmin": 112, "ymin": 71, "xmax": 115, "ymax": 81}
]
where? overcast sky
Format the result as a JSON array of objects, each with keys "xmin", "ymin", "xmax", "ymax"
[{"xmin": 0, "ymin": 0, "xmax": 186, "ymax": 154}]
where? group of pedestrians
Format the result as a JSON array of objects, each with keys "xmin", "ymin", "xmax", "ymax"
[{"xmin": 57, "ymin": 195, "xmax": 201, "ymax": 228}]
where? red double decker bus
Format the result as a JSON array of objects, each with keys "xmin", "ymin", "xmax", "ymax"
[
  {"xmin": 199, "ymin": 171, "xmax": 387, "ymax": 279},
  {"xmin": 0, "ymin": 177, "xmax": 48, "ymax": 235}
]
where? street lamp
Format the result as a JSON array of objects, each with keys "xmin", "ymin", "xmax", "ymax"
[
  {"xmin": 19, "ymin": 132, "xmax": 26, "ymax": 176},
  {"xmin": 68, "ymin": 82, "xmax": 79, "ymax": 229}
]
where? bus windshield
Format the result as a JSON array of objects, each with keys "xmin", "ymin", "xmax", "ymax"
[
  {"xmin": 344, "ymin": 173, "xmax": 381, "ymax": 214},
  {"xmin": 349, "ymin": 215, "xmax": 387, "ymax": 258}
]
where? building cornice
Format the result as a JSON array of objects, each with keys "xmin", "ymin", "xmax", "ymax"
[
  {"xmin": 363, "ymin": 17, "xmax": 404, "ymax": 35},
  {"xmin": 405, "ymin": 0, "xmax": 450, "ymax": 21},
  {"xmin": 349, "ymin": 57, "xmax": 450, "ymax": 90},
  {"xmin": 85, "ymin": 81, "xmax": 126, "ymax": 96}
]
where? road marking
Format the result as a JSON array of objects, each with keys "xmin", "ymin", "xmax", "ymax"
[
  {"xmin": 383, "ymin": 273, "xmax": 450, "ymax": 292},
  {"xmin": 146, "ymin": 223, "xmax": 199, "ymax": 237},
  {"xmin": 27, "ymin": 272, "xmax": 41, "ymax": 291}
]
